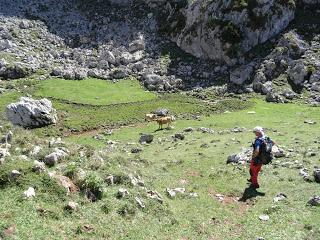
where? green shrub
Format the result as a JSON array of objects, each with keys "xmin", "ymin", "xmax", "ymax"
[{"xmin": 81, "ymin": 172, "xmax": 104, "ymax": 200}]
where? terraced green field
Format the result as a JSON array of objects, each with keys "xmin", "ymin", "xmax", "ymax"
[{"xmin": 34, "ymin": 78, "xmax": 157, "ymax": 105}]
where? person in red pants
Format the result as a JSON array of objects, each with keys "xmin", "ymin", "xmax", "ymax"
[{"xmin": 248, "ymin": 126, "xmax": 265, "ymax": 189}]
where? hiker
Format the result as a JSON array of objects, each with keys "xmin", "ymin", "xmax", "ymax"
[{"xmin": 248, "ymin": 126, "xmax": 274, "ymax": 189}]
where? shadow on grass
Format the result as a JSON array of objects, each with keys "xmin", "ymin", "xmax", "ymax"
[{"xmin": 238, "ymin": 186, "xmax": 265, "ymax": 202}]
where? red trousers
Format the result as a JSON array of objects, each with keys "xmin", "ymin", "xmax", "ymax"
[{"xmin": 250, "ymin": 159, "xmax": 262, "ymax": 187}]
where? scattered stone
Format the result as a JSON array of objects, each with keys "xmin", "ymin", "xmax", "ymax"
[
  {"xmin": 314, "ymin": 169, "xmax": 320, "ymax": 183},
  {"xmin": 66, "ymin": 201, "xmax": 78, "ymax": 211},
  {"xmin": 139, "ymin": 134, "xmax": 154, "ymax": 144},
  {"xmin": 198, "ymin": 127, "xmax": 214, "ymax": 134},
  {"xmin": 307, "ymin": 196, "xmax": 320, "ymax": 206},
  {"xmin": 6, "ymin": 97, "xmax": 58, "ymax": 128},
  {"xmin": 166, "ymin": 187, "xmax": 185, "ymax": 198},
  {"xmin": 1, "ymin": 131, "xmax": 13, "ymax": 144},
  {"xmin": 23, "ymin": 187, "xmax": 35, "ymax": 198},
  {"xmin": 44, "ymin": 148, "xmax": 68, "ymax": 166},
  {"xmin": 306, "ymin": 151, "xmax": 317, "ymax": 157},
  {"xmin": 10, "ymin": 170, "xmax": 21, "ymax": 179},
  {"xmin": 117, "ymin": 188, "xmax": 129, "ymax": 198},
  {"xmin": 128, "ymin": 174, "xmax": 144, "ymax": 187},
  {"xmin": 299, "ymin": 168, "xmax": 312, "ymax": 181},
  {"xmin": 200, "ymin": 143, "xmax": 209, "ymax": 148},
  {"xmin": 174, "ymin": 133, "xmax": 185, "ymax": 140},
  {"xmin": 215, "ymin": 194, "xmax": 224, "ymax": 202},
  {"xmin": 259, "ymin": 214, "xmax": 270, "ymax": 221},
  {"xmin": 247, "ymin": 111, "xmax": 256, "ymax": 114},
  {"xmin": 227, "ymin": 148, "xmax": 251, "ymax": 164},
  {"xmin": 0, "ymin": 148, "xmax": 10, "ymax": 164},
  {"xmin": 135, "ymin": 197, "xmax": 145, "ymax": 208},
  {"xmin": 189, "ymin": 192, "xmax": 199, "ymax": 198},
  {"xmin": 272, "ymin": 146, "xmax": 286, "ymax": 158},
  {"xmin": 131, "ymin": 148, "xmax": 143, "ymax": 153},
  {"xmin": 273, "ymin": 193, "xmax": 287, "ymax": 202},
  {"xmin": 146, "ymin": 190, "xmax": 163, "ymax": 203},
  {"xmin": 266, "ymin": 92, "xmax": 284, "ymax": 103},
  {"xmin": 55, "ymin": 175, "xmax": 79, "ymax": 194},
  {"xmin": 183, "ymin": 127, "xmax": 194, "ymax": 132},
  {"xmin": 304, "ymin": 120, "xmax": 317, "ymax": 125},
  {"xmin": 32, "ymin": 160, "xmax": 46, "ymax": 173}
]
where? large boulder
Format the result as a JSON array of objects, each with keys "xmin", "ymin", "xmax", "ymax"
[
  {"xmin": 6, "ymin": 97, "xmax": 58, "ymax": 128},
  {"xmin": 230, "ymin": 63, "xmax": 255, "ymax": 85},
  {"xmin": 288, "ymin": 60, "xmax": 308, "ymax": 86}
]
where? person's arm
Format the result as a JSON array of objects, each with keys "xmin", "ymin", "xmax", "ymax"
[
  {"xmin": 252, "ymin": 139, "xmax": 261, "ymax": 159},
  {"xmin": 252, "ymin": 147, "xmax": 260, "ymax": 159}
]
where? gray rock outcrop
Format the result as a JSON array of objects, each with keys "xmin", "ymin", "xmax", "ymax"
[
  {"xmin": 155, "ymin": 0, "xmax": 295, "ymax": 64},
  {"xmin": 6, "ymin": 97, "xmax": 58, "ymax": 128}
]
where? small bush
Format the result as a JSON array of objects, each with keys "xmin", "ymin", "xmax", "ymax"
[{"xmin": 81, "ymin": 172, "xmax": 104, "ymax": 200}]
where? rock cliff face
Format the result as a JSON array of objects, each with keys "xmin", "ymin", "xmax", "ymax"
[{"xmin": 148, "ymin": 0, "xmax": 295, "ymax": 65}]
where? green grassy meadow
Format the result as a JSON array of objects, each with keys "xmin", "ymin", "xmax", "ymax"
[
  {"xmin": 0, "ymin": 78, "xmax": 319, "ymax": 240},
  {"xmin": 34, "ymin": 78, "xmax": 157, "ymax": 105}
]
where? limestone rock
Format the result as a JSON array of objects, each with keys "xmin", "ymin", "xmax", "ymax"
[
  {"xmin": 158, "ymin": 0, "xmax": 295, "ymax": 64},
  {"xmin": 44, "ymin": 148, "xmax": 68, "ymax": 166},
  {"xmin": 66, "ymin": 201, "xmax": 78, "ymax": 211},
  {"xmin": 117, "ymin": 188, "xmax": 129, "ymax": 198},
  {"xmin": 166, "ymin": 187, "xmax": 185, "ymax": 198},
  {"xmin": 314, "ymin": 169, "xmax": 320, "ymax": 183},
  {"xmin": 230, "ymin": 63, "xmax": 255, "ymax": 85},
  {"xmin": 266, "ymin": 92, "xmax": 284, "ymax": 103},
  {"xmin": 146, "ymin": 190, "xmax": 163, "ymax": 203},
  {"xmin": 288, "ymin": 60, "xmax": 308, "ymax": 86},
  {"xmin": 227, "ymin": 148, "xmax": 251, "ymax": 164},
  {"xmin": 23, "ymin": 187, "xmax": 35, "ymax": 198},
  {"xmin": 139, "ymin": 134, "xmax": 154, "ymax": 144},
  {"xmin": 6, "ymin": 97, "xmax": 57, "ymax": 128},
  {"xmin": 308, "ymin": 196, "xmax": 320, "ymax": 206}
]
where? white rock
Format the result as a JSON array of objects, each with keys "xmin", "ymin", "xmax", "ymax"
[
  {"xmin": 135, "ymin": 197, "xmax": 145, "ymax": 208},
  {"xmin": 33, "ymin": 160, "xmax": 46, "ymax": 173},
  {"xmin": 259, "ymin": 214, "xmax": 270, "ymax": 221},
  {"xmin": 6, "ymin": 97, "xmax": 57, "ymax": 128},
  {"xmin": 23, "ymin": 187, "xmax": 35, "ymax": 198},
  {"xmin": 166, "ymin": 187, "xmax": 185, "ymax": 198},
  {"xmin": 117, "ymin": 188, "xmax": 129, "ymax": 198}
]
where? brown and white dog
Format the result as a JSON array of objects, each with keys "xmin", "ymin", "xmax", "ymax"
[{"xmin": 155, "ymin": 115, "xmax": 176, "ymax": 129}]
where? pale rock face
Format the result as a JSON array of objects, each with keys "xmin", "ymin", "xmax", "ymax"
[
  {"xmin": 6, "ymin": 97, "xmax": 58, "ymax": 128},
  {"xmin": 158, "ymin": 0, "xmax": 295, "ymax": 64}
]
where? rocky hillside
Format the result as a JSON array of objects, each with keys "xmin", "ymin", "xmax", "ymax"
[{"xmin": 0, "ymin": 0, "xmax": 319, "ymax": 100}]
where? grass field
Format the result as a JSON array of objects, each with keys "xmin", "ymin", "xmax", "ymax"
[
  {"xmin": 34, "ymin": 78, "xmax": 157, "ymax": 105},
  {"xmin": 0, "ymin": 78, "xmax": 319, "ymax": 240}
]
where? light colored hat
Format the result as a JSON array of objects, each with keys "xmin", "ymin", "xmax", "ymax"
[{"xmin": 253, "ymin": 126, "xmax": 264, "ymax": 135}]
